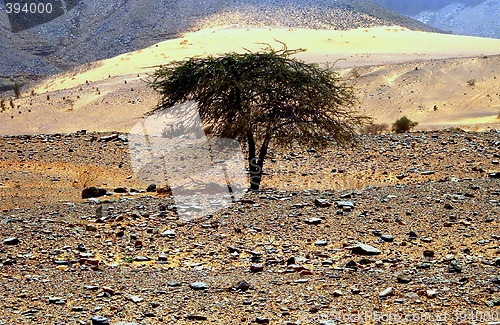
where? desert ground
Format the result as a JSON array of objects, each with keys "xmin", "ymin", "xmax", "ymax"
[{"xmin": 0, "ymin": 25, "xmax": 500, "ymax": 325}]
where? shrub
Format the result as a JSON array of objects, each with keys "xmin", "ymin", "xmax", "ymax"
[
  {"xmin": 361, "ymin": 123, "xmax": 388, "ymax": 135},
  {"xmin": 467, "ymin": 79, "xmax": 476, "ymax": 87},
  {"xmin": 12, "ymin": 83, "xmax": 21, "ymax": 99},
  {"xmin": 392, "ymin": 116, "xmax": 418, "ymax": 133}
]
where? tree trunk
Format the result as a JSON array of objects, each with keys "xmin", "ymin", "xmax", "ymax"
[{"xmin": 248, "ymin": 135, "xmax": 270, "ymax": 191}]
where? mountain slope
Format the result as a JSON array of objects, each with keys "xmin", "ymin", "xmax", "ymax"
[
  {"xmin": 414, "ymin": 0, "xmax": 500, "ymax": 39},
  {"xmin": 0, "ymin": 0, "xmax": 438, "ymax": 88}
]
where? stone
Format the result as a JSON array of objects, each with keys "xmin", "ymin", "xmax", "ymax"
[
  {"xmin": 189, "ymin": 282, "xmax": 208, "ymax": 290},
  {"xmin": 489, "ymin": 172, "xmax": 500, "ymax": 179},
  {"xmin": 336, "ymin": 201, "xmax": 354, "ymax": 209},
  {"xmin": 3, "ymin": 237, "xmax": 20, "ymax": 245},
  {"xmin": 91, "ymin": 316, "xmax": 110, "ymax": 325},
  {"xmin": 350, "ymin": 243, "xmax": 381, "ymax": 255},
  {"xmin": 86, "ymin": 224, "xmax": 98, "ymax": 232},
  {"xmin": 250, "ymin": 264, "xmax": 264, "ymax": 272},
  {"xmin": 379, "ymin": 287, "xmax": 394, "ymax": 297},
  {"xmin": 114, "ymin": 187, "xmax": 128, "ymax": 193},
  {"xmin": 186, "ymin": 315, "xmax": 208, "ymax": 321},
  {"xmin": 314, "ymin": 240, "xmax": 328, "ymax": 246},
  {"xmin": 397, "ymin": 275, "xmax": 412, "ymax": 284},
  {"xmin": 314, "ymin": 199, "xmax": 331, "ymax": 207},
  {"xmin": 423, "ymin": 250, "xmax": 435, "ymax": 258},
  {"xmin": 380, "ymin": 234, "xmax": 394, "ymax": 242},
  {"xmin": 161, "ymin": 230, "xmax": 176, "ymax": 237},
  {"xmin": 332, "ymin": 290, "xmax": 343, "ymax": 297},
  {"xmin": 305, "ymin": 217, "xmax": 322, "ymax": 225},
  {"xmin": 158, "ymin": 253, "xmax": 168, "ymax": 262},
  {"xmin": 448, "ymin": 260, "xmax": 463, "ymax": 273},
  {"xmin": 345, "ymin": 260, "xmax": 358, "ymax": 269},
  {"xmin": 146, "ymin": 184, "xmax": 157, "ymax": 192},
  {"xmin": 426, "ymin": 289, "xmax": 437, "ymax": 298},
  {"xmin": 255, "ymin": 317, "xmax": 270, "ymax": 324},
  {"xmin": 125, "ymin": 294, "xmax": 143, "ymax": 303},
  {"xmin": 82, "ymin": 187, "xmax": 106, "ymax": 199},
  {"xmin": 235, "ymin": 280, "xmax": 250, "ymax": 292}
]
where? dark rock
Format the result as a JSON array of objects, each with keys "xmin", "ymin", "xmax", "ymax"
[
  {"xmin": 314, "ymin": 199, "xmax": 331, "ymax": 207},
  {"xmin": 408, "ymin": 231, "xmax": 418, "ymax": 239},
  {"xmin": 82, "ymin": 187, "xmax": 106, "ymax": 199},
  {"xmin": 448, "ymin": 260, "xmax": 463, "ymax": 273},
  {"xmin": 286, "ymin": 256, "xmax": 296, "ymax": 265},
  {"xmin": 235, "ymin": 280, "xmax": 250, "ymax": 292},
  {"xmin": 423, "ymin": 250, "xmax": 435, "ymax": 258},
  {"xmin": 186, "ymin": 315, "xmax": 207, "ymax": 321},
  {"xmin": 3, "ymin": 237, "xmax": 20, "ymax": 245},
  {"xmin": 444, "ymin": 203, "xmax": 453, "ymax": 210},
  {"xmin": 345, "ymin": 260, "xmax": 358, "ymax": 269},
  {"xmin": 489, "ymin": 172, "xmax": 500, "ymax": 179},
  {"xmin": 250, "ymin": 264, "xmax": 264, "ymax": 272},
  {"xmin": 113, "ymin": 187, "xmax": 128, "ymax": 193},
  {"xmin": 492, "ymin": 277, "xmax": 500, "ymax": 284},
  {"xmin": 416, "ymin": 263, "xmax": 431, "ymax": 270},
  {"xmin": 255, "ymin": 317, "xmax": 270, "ymax": 324},
  {"xmin": 350, "ymin": 243, "xmax": 381, "ymax": 255},
  {"xmin": 146, "ymin": 184, "xmax": 157, "ymax": 192},
  {"xmin": 380, "ymin": 234, "xmax": 394, "ymax": 242}
]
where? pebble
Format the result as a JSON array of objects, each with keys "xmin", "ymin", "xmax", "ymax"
[
  {"xmin": 379, "ymin": 287, "xmax": 394, "ymax": 297},
  {"xmin": 314, "ymin": 198, "xmax": 331, "ymax": 207},
  {"xmin": 125, "ymin": 294, "xmax": 143, "ymax": 303},
  {"xmin": 305, "ymin": 217, "xmax": 322, "ymax": 224},
  {"xmin": 314, "ymin": 240, "xmax": 328, "ymax": 246},
  {"xmin": 397, "ymin": 275, "xmax": 412, "ymax": 284},
  {"xmin": 235, "ymin": 280, "xmax": 250, "ymax": 291},
  {"xmin": 380, "ymin": 234, "xmax": 394, "ymax": 242},
  {"xmin": 189, "ymin": 282, "xmax": 208, "ymax": 290},
  {"xmin": 91, "ymin": 316, "xmax": 110, "ymax": 325},
  {"xmin": 3, "ymin": 237, "xmax": 20, "ymax": 245}
]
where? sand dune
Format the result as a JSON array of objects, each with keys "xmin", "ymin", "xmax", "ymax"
[{"xmin": 1, "ymin": 25, "xmax": 499, "ymax": 135}]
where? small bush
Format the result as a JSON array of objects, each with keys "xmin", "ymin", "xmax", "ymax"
[
  {"xmin": 12, "ymin": 83, "xmax": 21, "ymax": 98},
  {"xmin": 467, "ymin": 79, "xmax": 476, "ymax": 87},
  {"xmin": 392, "ymin": 116, "xmax": 418, "ymax": 133},
  {"xmin": 361, "ymin": 123, "xmax": 388, "ymax": 135}
]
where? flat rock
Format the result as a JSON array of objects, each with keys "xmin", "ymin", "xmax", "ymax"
[
  {"xmin": 3, "ymin": 237, "xmax": 20, "ymax": 245},
  {"xmin": 189, "ymin": 282, "xmax": 208, "ymax": 290},
  {"xmin": 350, "ymin": 243, "xmax": 382, "ymax": 255}
]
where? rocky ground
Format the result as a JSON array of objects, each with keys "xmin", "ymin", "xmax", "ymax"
[{"xmin": 0, "ymin": 129, "xmax": 500, "ymax": 324}]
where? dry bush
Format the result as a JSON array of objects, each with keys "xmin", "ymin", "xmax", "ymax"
[
  {"xmin": 467, "ymin": 78, "xmax": 476, "ymax": 87},
  {"xmin": 361, "ymin": 123, "xmax": 388, "ymax": 135},
  {"xmin": 72, "ymin": 165, "xmax": 102, "ymax": 188}
]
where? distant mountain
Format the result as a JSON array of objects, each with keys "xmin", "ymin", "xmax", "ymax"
[
  {"xmin": 373, "ymin": 0, "xmax": 485, "ymax": 16},
  {"xmin": 374, "ymin": 0, "xmax": 499, "ymax": 39},
  {"xmin": 0, "ymin": 0, "xmax": 438, "ymax": 90},
  {"xmin": 413, "ymin": 0, "xmax": 500, "ymax": 39}
]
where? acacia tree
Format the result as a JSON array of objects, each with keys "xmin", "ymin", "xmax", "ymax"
[{"xmin": 148, "ymin": 45, "xmax": 369, "ymax": 190}]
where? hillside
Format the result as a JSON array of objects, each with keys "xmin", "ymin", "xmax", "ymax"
[
  {"xmin": 0, "ymin": 0, "xmax": 438, "ymax": 89},
  {"xmin": 414, "ymin": 0, "xmax": 500, "ymax": 39},
  {"xmin": 0, "ymin": 26, "xmax": 498, "ymax": 135}
]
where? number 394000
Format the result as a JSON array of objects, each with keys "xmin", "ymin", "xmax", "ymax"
[{"xmin": 5, "ymin": 2, "xmax": 53, "ymax": 14}]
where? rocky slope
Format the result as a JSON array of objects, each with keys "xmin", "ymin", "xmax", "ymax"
[
  {"xmin": 413, "ymin": 0, "xmax": 500, "ymax": 39},
  {"xmin": 0, "ymin": 130, "xmax": 499, "ymax": 324},
  {"xmin": 0, "ymin": 0, "xmax": 438, "ymax": 88}
]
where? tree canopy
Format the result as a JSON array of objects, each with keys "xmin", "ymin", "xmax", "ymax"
[{"xmin": 148, "ymin": 44, "xmax": 370, "ymax": 190}]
